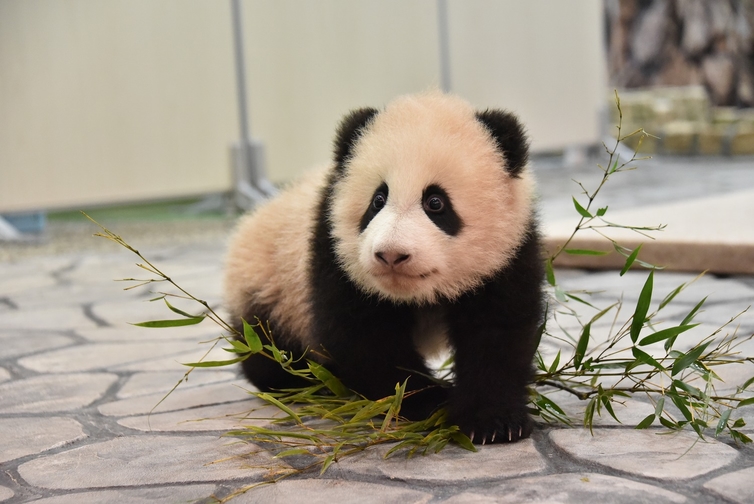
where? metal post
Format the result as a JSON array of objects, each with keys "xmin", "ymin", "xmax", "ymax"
[
  {"xmin": 437, "ymin": 0, "xmax": 452, "ymax": 93},
  {"xmin": 230, "ymin": 0, "xmax": 276, "ymax": 210}
]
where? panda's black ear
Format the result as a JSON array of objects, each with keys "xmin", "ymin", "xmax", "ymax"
[
  {"xmin": 333, "ymin": 107, "xmax": 379, "ymax": 170},
  {"xmin": 475, "ymin": 109, "xmax": 530, "ymax": 177}
]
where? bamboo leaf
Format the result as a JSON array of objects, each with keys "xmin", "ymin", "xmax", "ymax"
[
  {"xmin": 350, "ymin": 397, "xmax": 393, "ymax": 424},
  {"xmin": 574, "ymin": 322, "xmax": 591, "ymax": 370},
  {"xmin": 655, "ymin": 397, "xmax": 665, "ymax": 418},
  {"xmin": 163, "ymin": 298, "xmax": 197, "ymax": 318},
  {"xmin": 573, "ymin": 196, "xmax": 593, "ymax": 218},
  {"xmin": 630, "ymin": 270, "xmax": 654, "ymax": 343},
  {"xmin": 224, "ymin": 339, "xmax": 251, "ymax": 353},
  {"xmin": 740, "ymin": 376, "xmax": 754, "ymax": 391},
  {"xmin": 620, "ymin": 244, "xmax": 643, "ymax": 276},
  {"xmin": 320, "ymin": 454, "xmax": 336, "ymax": 474},
  {"xmin": 681, "ymin": 297, "xmax": 708, "ymax": 326},
  {"xmin": 449, "ymin": 431, "xmax": 477, "ymax": 452},
  {"xmin": 548, "ymin": 350, "xmax": 561, "ymax": 374},
  {"xmin": 182, "ymin": 357, "xmax": 246, "ymax": 368},
  {"xmin": 242, "ymin": 319, "xmax": 264, "ymax": 353},
  {"xmin": 671, "ymin": 341, "xmax": 712, "ymax": 376},
  {"xmin": 738, "ymin": 397, "xmax": 754, "ymax": 407},
  {"xmin": 639, "ymin": 324, "xmax": 699, "ymax": 346},
  {"xmin": 659, "ymin": 284, "xmax": 685, "ymax": 310},
  {"xmin": 257, "ymin": 393, "xmax": 302, "ymax": 424},
  {"xmin": 308, "ymin": 362, "xmax": 351, "ymax": 397},
  {"xmin": 672, "ymin": 380, "xmax": 704, "ymax": 400},
  {"xmin": 631, "ymin": 347, "xmax": 665, "ymax": 371},
  {"xmin": 716, "ymin": 409, "xmax": 732, "ymax": 436},
  {"xmin": 132, "ymin": 316, "xmax": 204, "ymax": 328},
  {"xmin": 275, "ymin": 448, "xmax": 312, "ymax": 458},
  {"xmin": 601, "ymin": 395, "xmax": 621, "ymax": 423},
  {"xmin": 564, "ymin": 293, "xmax": 599, "ymax": 309},
  {"xmin": 669, "ymin": 393, "xmax": 693, "ymax": 422},
  {"xmin": 636, "ymin": 413, "xmax": 656, "ymax": 429},
  {"xmin": 536, "ymin": 394, "xmax": 567, "ymax": 416},
  {"xmin": 596, "ymin": 206, "xmax": 608, "ymax": 217},
  {"xmin": 659, "ymin": 416, "xmax": 681, "ymax": 430},
  {"xmin": 584, "ymin": 397, "xmax": 597, "ymax": 434},
  {"xmin": 546, "ymin": 257, "xmax": 556, "ymax": 286},
  {"xmin": 609, "ymin": 156, "xmax": 620, "ymax": 174},
  {"xmin": 564, "ymin": 248, "xmax": 610, "ymax": 256},
  {"xmin": 554, "ymin": 285, "xmax": 567, "ymax": 302}
]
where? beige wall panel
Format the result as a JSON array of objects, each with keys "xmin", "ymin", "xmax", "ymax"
[
  {"xmin": 0, "ymin": 0, "xmax": 237, "ymax": 213},
  {"xmin": 242, "ymin": 0, "xmax": 440, "ymax": 182},
  {"xmin": 0, "ymin": 0, "xmax": 605, "ymax": 213},
  {"xmin": 448, "ymin": 0, "xmax": 606, "ymax": 151}
]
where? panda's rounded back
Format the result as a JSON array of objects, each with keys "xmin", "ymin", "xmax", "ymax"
[{"xmin": 223, "ymin": 166, "xmax": 329, "ymax": 347}]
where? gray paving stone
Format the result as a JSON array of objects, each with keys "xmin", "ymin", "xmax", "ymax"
[
  {"xmin": 117, "ymin": 400, "xmax": 285, "ymax": 432},
  {"xmin": 18, "ymin": 341, "xmax": 206, "ymax": 373},
  {"xmin": 108, "ymin": 344, "xmax": 234, "ymax": 373},
  {"xmin": 75, "ymin": 323, "xmax": 221, "ymax": 343},
  {"xmin": 703, "ymin": 465, "xmax": 754, "ymax": 504},
  {"xmin": 0, "ymin": 373, "xmax": 118, "ymax": 413},
  {"xmin": 443, "ymin": 472, "xmax": 687, "ymax": 503},
  {"xmin": 117, "ymin": 369, "xmax": 236, "ymax": 398},
  {"xmin": 0, "ymin": 486, "xmax": 12, "ymax": 502},
  {"xmin": 11, "ymin": 283, "xmax": 136, "ymax": 310},
  {"xmin": 0, "ymin": 367, "xmax": 10, "ymax": 383},
  {"xmin": 0, "ymin": 305, "xmax": 97, "ymax": 330},
  {"xmin": 28, "ymin": 485, "xmax": 217, "ymax": 504},
  {"xmin": 0, "ymin": 330, "xmax": 76, "ymax": 360},
  {"xmin": 329, "ymin": 439, "xmax": 545, "ymax": 484},
  {"xmin": 550, "ymin": 428, "xmax": 739, "ymax": 480},
  {"xmin": 0, "ymin": 417, "xmax": 86, "ymax": 463},
  {"xmin": 0, "ymin": 270, "xmax": 57, "ymax": 297},
  {"xmin": 234, "ymin": 479, "xmax": 433, "ymax": 503},
  {"xmin": 98, "ymin": 380, "xmax": 251, "ymax": 416},
  {"xmin": 17, "ymin": 435, "xmax": 272, "ymax": 489},
  {"xmin": 61, "ymin": 255, "xmax": 149, "ymax": 287},
  {"xmin": 0, "ymin": 254, "xmax": 73, "ymax": 278}
]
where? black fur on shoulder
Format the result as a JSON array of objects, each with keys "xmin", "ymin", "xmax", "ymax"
[
  {"xmin": 475, "ymin": 110, "xmax": 530, "ymax": 177},
  {"xmin": 333, "ymin": 107, "xmax": 379, "ymax": 171}
]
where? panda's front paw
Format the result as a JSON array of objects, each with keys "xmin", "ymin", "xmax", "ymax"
[{"xmin": 450, "ymin": 408, "xmax": 532, "ymax": 444}]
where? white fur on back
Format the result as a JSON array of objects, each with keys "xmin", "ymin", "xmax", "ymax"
[
  {"xmin": 224, "ymin": 167, "xmax": 328, "ymax": 345},
  {"xmin": 330, "ymin": 92, "xmax": 535, "ymax": 304}
]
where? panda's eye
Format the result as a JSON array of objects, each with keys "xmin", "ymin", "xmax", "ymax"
[
  {"xmin": 372, "ymin": 193, "xmax": 387, "ymax": 211},
  {"xmin": 424, "ymin": 195, "xmax": 445, "ymax": 213}
]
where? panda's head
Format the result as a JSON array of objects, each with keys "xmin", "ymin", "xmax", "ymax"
[{"xmin": 328, "ymin": 92, "xmax": 535, "ymax": 304}]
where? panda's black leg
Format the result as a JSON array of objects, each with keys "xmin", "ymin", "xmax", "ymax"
[
  {"xmin": 239, "ymin": 351, "xmax": 311, "ymax": 391},
  {"xmin": 445, "ymin": 230, "xmax": 544, "ymax": 443},
  {"xmin": 234, "ymin": 314, "xmax": 311, "ymax": 392},
  {"xmin": 314, "ymin": 301, "xmax": 448, "ymax": 420}
]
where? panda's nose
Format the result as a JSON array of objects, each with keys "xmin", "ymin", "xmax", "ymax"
[{"xmin": 375, "ymin": 251, "xmax": 411, "ymax": 267}]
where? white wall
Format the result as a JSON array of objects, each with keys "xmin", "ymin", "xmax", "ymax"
[
  {"xmin": 0, "ymin": 0, "xmax": 237, "ymax": 213},
  {"xmin": 0, "ymin": 0, "xmax": 605, "ymax": 213}
]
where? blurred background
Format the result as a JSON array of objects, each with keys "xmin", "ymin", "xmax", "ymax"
[{"xmin": 0, "ymin": 0, "xmax": 752, "ymax": 251}]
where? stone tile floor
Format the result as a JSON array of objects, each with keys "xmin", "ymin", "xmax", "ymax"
[
  {"xmin": 1, "ymin": 237, "xmax": 754, "ymax": 503},
  {"xmin": 2, "ymin": 152, "xmax": 754, "ymax": 503}
]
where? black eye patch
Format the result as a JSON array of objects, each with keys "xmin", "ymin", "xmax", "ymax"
[
  {"xmin": 422, "ymin": 184, "xmax": 463, "ymax": 236},
  {"xmin": 359, "ymin": 182, "xmax": 388, "ymax": 233}
]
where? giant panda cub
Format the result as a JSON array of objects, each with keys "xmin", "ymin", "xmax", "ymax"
[{"xmin": 224, "ymin": 91, "xmax": 544, "ymax": 444}]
